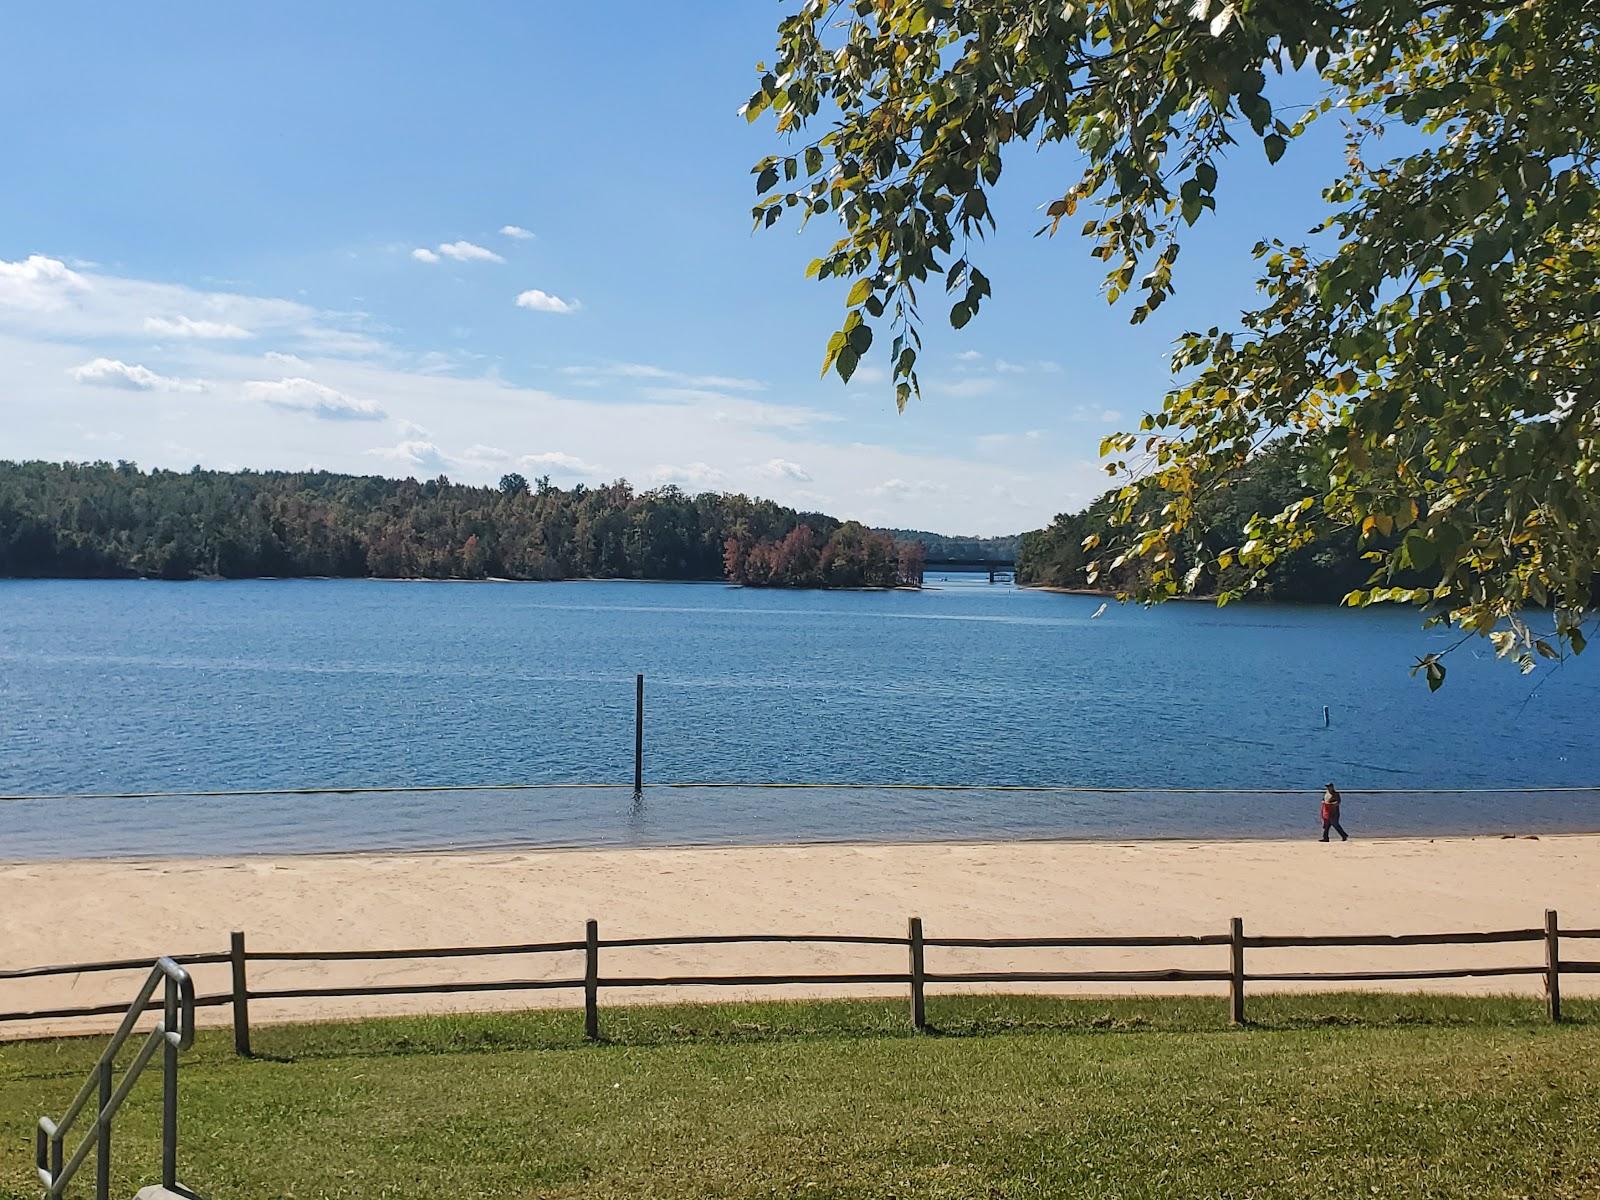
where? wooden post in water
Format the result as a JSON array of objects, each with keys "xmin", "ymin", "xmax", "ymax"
[
  {"xmin": 584, "ymin": 918, "xmax": 600, "ymax": 1041},
  {"xmin": 1323, "ymin": 706, "xmax": 1330, "ymax": 727},
  {"xmin": 633, "ymin": 674, "xmax": 645, "ymax": 797},
  {"xmin": 230, "ymin": 930, "xmax": 251, "ymax": 1057},
  {"xmin": 1229, "ymin": 917, "xmax": 1246, "ymax": 1026},
  {"xmin": 907, "ymin": 917, "xmax": 926, "ymax": 1032},
  {"xmin": 1545, "ymin": 908, "xmax": 1562, "ymax": 1023}
]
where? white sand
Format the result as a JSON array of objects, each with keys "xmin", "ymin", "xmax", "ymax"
[{"xmin": 3, "ymin": 835, "xmax": 1597, "ymax": 1038}]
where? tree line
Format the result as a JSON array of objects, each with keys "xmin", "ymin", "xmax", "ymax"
[
  {"xmin": 1016, "ymin": 441, "xmax": 1376, "ymax": 603},
  {"xmin": 0, "ymin": 460, "xmax": 923, "ymax": 589}
]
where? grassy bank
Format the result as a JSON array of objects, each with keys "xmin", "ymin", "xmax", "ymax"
[{"xmin": 5, "ymin": 994, "xmax": 1598, "ymax": 1199}]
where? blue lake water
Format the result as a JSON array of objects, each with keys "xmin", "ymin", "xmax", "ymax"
[{"xmin": 2, "ymin": 576, "xmax": 1598, "ymax": 857}]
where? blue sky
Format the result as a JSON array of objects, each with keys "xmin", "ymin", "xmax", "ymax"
[{"xmin": 1, "ymin": 2, "xmax": 1345, "ymax": 535}]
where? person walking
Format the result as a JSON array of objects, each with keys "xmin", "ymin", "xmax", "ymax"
[{"xmin": 1320, "ymin": 782, "xmax": 1349, "ymax": 842}]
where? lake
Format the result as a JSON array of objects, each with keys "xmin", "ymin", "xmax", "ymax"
[{"xmin": 2, "ymin": 577, "xmax": 1598, "ymax": 858}]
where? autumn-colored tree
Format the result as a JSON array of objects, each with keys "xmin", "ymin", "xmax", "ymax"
[{"xmin": 751, "ymin": 0, "xmax": 1600, "ymax": 682}]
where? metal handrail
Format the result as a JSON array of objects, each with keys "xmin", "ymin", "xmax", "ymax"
[{"xmin": 36, "ymin": 956, "xmax": 195, "ymax": 1199}]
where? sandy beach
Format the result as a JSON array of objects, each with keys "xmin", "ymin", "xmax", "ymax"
[{"xmin": 4, "ymin": 834, "xmax": 1597, "ymax": 1038}]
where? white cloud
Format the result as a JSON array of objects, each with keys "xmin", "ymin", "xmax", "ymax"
[
  {"xmin": 870, "ymin": 478, "xmax": 947, "ymax": 498},
  {"xmin": 0, "ymin": 255, "xmax": 90, "ymax": 313},
  {"xmin": 560, "ymin": 362, "xmax": 764, "ymax": 391},
  {"xmin": 70, "ymin": 357, "xmax": 206, "ymax": 393},
  {"xmin": 955, "ymin": 349, "xmax": 984, "ymax": 362},
  {"xmin": 368, "ymin": 439, "xmax": 450, "ymax": 473},
  {"xmin": 938, "ymin": 377, "xmax": 1000, "ymax": 398},
  {"xmin": 0, "ymin": 256, "xmax": 372, "ymax": 356},
  {"xmin": 994, "ymin": 359, "xmax": 1026, "ymax": 374},
  {"xmin": 976, "ymin": 429, "xmax": 1046, "ymax": 452},
  {"xmin": 264, "ymin": 350, "xmax": 307, "ymax": 366},
  {"xmin": 457, "ymin": 443, "xmax": 514, "ymax": 465},
  {"xmin": 438, "ymin": 240, "xmax": 503, "ymax": 263},
  {"xmin": 757, "ymin": 458, "xmax": 812, "ymax": 482},
  {"xmin": 521, "ymin": 450, "xmax": 602, "ymax": 477},
  {"xmin": 411, "ymin": 241, "xmax": 505, "ymax": 264},
  {"xmin": 500, "ymin": 225, "xmax": 535, "ymax": 240},
  {"xmin": 514, "ymin": 289, "xmax": 580, "ymax": 314},
  {"xmin": 143, "ymin": 314, "xmax": 251, "ymax": 339},
  {"xmin": 1100, "ymin": 409, "xmax": 1122, "ymax": 423},
  {"xmin": 244, "ymin": 377, "xmax": 386, "ymax": 421},
  {"xmin": 649, "ymin": 462, "xmax": 726, "ymax": 488}
]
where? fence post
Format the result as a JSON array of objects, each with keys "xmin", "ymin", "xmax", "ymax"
[
  {"xmin": 633, "ymin": 674, "xmax": 645, "ymax": 797},
  {"xmin": 907, "ymin": 917, "xmax": 926, "ymax": 1032},
  {"xmin": 230, "ymin": 930, "xmax": 252, "ymax": 1057},
  {"xmin": 1545, "ymin": 908, "xmax": 1562, "ymax": 1023},
  {"xmin": 584, "ymin": 918, "xmax": 600, "ymax": 1041},
  {"xmin": 1229, "ymin": 917, "xmax": 1246, "ymax": 1026}
]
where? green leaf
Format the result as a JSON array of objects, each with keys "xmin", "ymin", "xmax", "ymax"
[
  {"xmin": 950, "ymin": 302, "xmax": 973, "ymax": 330},
  {"xmin": 846, "ymin": 278, "xmax": 873, "ymax": 307},
  {"xmin": 1263, "ymin": 134, "xmax": 1286, "ymax": 164}
]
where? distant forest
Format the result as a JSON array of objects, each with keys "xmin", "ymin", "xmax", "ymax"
[
  {"xmin": 876, "ymin": 528, "xmax": 1020, "ymax": 560},
  {"xmin": 0, "ymin": 460, "xmax": 923, "ymax": 589}
]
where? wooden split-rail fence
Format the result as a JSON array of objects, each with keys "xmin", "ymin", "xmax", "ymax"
[{"xmin": 3, "ymin": 910, "xmax": 1596, "ymax": 1055}]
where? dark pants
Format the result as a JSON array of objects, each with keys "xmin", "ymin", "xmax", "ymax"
[{"xmin": 1321, "ymin": 818, "xmax": 1348, "ymax": 841}]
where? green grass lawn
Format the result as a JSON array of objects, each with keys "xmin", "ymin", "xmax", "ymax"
[{"xmin": 4, "ymin": 994, "xmax": 1598, "ymax": 1199}]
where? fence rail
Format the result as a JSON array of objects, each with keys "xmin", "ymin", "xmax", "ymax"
[{"xmin": 4, "ymin": 909, "xmax": 1596, "ymax": 1050}]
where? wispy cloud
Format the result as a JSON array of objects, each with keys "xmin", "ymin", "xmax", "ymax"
[
  {"xmin": 368, "ymin": 439, "xmax": 450, "ymax": 473},
  {"xmin": 499, "ymin": 225, "xmax": 534, "ymax": 240},
  {"xmin": 413, "ymin": 240, "xmax": 504, "ymax": 265},
  {"xmin": 521, "ymin": 450, "xmax": 602, "ymax": 477},
  {"xmin": 870, "ymin": 478, "xmax": 947, "ymax": 498},
  {"xmin": 244, "ymin": 377, "xmax": 386, "ymax": 421},
  {"xmin": 937, "ymin": 377, "xmax": 1000, "ymax": 399},
  {"xmin": 649, "ymin": 462, "xmax": 726, "ymax": 488},
  {"xmin": 514, "ymin": 289, "xmax": 580, "ymax": 314},
  {"xmin": 560, "ymin": 361, "xmax": 764, "ymax": 391},
  {"xmin": 0, "ymin": 254, "xmax": 375, "ymax": 355},
  {"xmin": 143, "ymin": 314, "xmax": 251, "ymax": 339},
  {"xmin": 70, "ymin": 357, "xmax": 206, "ymax": 393},
  {"xmin": 756, "ymin": 457, "xmax": 812, "ymax": 482}
]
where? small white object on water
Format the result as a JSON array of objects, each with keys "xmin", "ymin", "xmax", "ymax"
[{"xmin": 1091, "ymin": 602, "xmax": 1108, "ymax": 619}]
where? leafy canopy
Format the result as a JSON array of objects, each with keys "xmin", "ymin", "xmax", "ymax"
[{"xmin": 748, "ymin": 0, "xmax": 1600, "ymax": 682}]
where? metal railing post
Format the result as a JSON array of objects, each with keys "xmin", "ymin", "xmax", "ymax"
[
  {"xmin": 95, "ymin": 1059, "xmax": 112, "ymax": 1200},
  {"xmin": 161, "ymin": 978, "xmax": 178, "ymax": 1189}
]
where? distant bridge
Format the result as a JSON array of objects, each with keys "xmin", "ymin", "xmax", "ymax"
[{"xmin": 923, "ymin": 557, "xmax": 1017, "ymax": 583}]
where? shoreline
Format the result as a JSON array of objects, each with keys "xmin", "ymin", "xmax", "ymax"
[
  {"xmin": 5, "ymin": 834, "xmax": 1597, "ymax": 1039},
  {"xmin": 1, "ymin": 827, "xmax": 1589, "ymax": 869}
]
